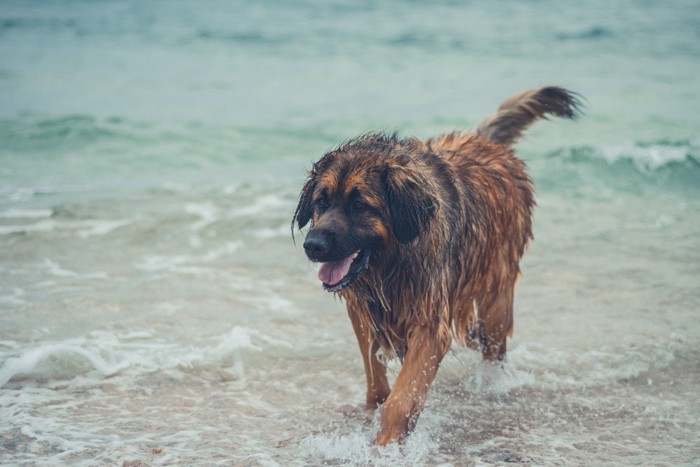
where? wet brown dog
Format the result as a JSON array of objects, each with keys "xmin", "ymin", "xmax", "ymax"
[{"xmin": 293, "ymin": 87, "xmax": 581, "ymax": 445}]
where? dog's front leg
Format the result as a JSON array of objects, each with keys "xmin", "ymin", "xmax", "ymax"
[
  {"xmin": 348, "ymin": 308, "xmax": 390, "ymax": 410},
  {"xmin": 375, "ymin": 323, "xmax": 449, "ymax": 446}
]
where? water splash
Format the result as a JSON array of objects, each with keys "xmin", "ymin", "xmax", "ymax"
[{"xmin": 0, "ymin": 343, "xmax": 128, "ymax": 387}]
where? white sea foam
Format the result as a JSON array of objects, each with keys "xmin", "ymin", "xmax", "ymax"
[
  {"xmin": 0, "ymin": 218, "xmax": 135, "ymax": 237},
  {"xmin": 0, "ymin": 344, "xmax": 129, "ymax": 387},
  {"xmin": 239, "ymin": 291, "xmax": 298, "ymax": 316},
  {"xmin": 222, "ymin": 184, "xmax": 238, "ymax": 195},
  {"xmin": 143, "ymin": 325, "xmax": 290, "ymax": 380},
  {"xmin": 0, "ymin": 208, "xmax": 53, "ymax": 219},
  {"xmin": 20, "ymin": 424, "xmax": 83, "ymax": 452},
  {"xmin": 135, "ymin": 241, "xmax": 243, "ymax": 273},
  {"xmin": 231, "ymin": 195, "xmax": 289, "ymax": 218},
  {"xmin": 184, "ymin": 202, "xmax": 222, "ymax": 231},
  {"xmin": 77, "ymin": 218, "xmax": 135, "ymax": 237},
  {"xmin": 213, "ymin": 326, "xmax": 263, "ymax": 353},
  {"xmin": 0, "ymin": 288, "xmax": 28, "ymax": 305},
  {"xmin": 433, "ymin": 334, "xmax": 686, "ymax": 398},
  {"xmin": 496, "ymin": 339, "xmax": 679, "ymax": 389},
  {"xmin": 301, "ymin": 432, "xmax": 380, "ymax": 464},
  {"xmin": 251, "ymin": 224, "xmax": 290, "ymax": 239},
  {"xmin": 208, "ymin": 326, "xmax": 262, "ymax": 377},
  {"xmin": 0, "ymin": 340, "xmax": 20, "ymax": 349},
  {"xmin": 300, "ymin": 415, "xmax": 435, "ymax": 466},
  {"xmin": 8, "ymin": 187, "xmax": 37, "ymax": 202},
  {"xmin": 42, "ymin": 258, "xmax": 108, "ymax": 280},
  {"xmin": 600, "ymin": 141, "xmax": 696, "ymax": 171},
  {"xmin": 470, "ymin": 359, "xmax": 536, "ymax": 394},
  {"xmin": 117, "ymin": 330, "xmax": 154, "ymax": 340},
  {"xmin": 43, "ymin": 258, "xmax": 77, "ymax": 277},
  {"xmin": 0, "ymin": 325, "xmax": 291, "ymax": 388},
  {"xmin": 7, "ymin": 398, "xmax": 124, "ymax": 465},
  {"xmin": 0, "ymin": 219, "xmax": 57, "ymax": 235}
]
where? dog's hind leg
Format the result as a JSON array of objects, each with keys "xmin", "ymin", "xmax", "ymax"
[
  {"xmin": 478, "ymin": 277, "xmax": 516, "ymax": 362},
  {"xmin": 348, "ymin": 307, "xmax": 390, "ymax": 410}
]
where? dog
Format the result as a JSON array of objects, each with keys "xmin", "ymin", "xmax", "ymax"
[{"xmin": 292, "ymin": 86, "xmax": 581, "ymax": 445}]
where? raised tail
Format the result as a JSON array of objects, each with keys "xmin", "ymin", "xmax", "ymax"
[{"xmin": 476, "ymin": 86, "xmax": 583, "ymax": 146}]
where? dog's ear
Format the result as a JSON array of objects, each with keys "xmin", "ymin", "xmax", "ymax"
[
  {"xmin": 292, "ymin": 153, "xmax": 337, "ymax": 234},
  {"xmin": 385, "ymin": 157, "xmax": 437, "ymax": 243},
  {"xmin": 293, "ymin": 176, "xmax": 316, "ymax": 232}
]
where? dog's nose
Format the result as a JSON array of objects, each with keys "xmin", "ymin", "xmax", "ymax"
[{"xmin": 303, "ymin": 232, "xmax": 332, "ymax": 257}]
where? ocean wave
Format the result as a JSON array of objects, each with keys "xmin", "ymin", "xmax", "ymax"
[
  {"xmin": 556, "ymin": 26, "xmax": 613, "ymax": 41},
  {"xmin": 0, "ymin": 326, "xmax": 292, "ymax": 388},
  {"xmin": 230, "ymin": 194, "xmax": 291, "ymax": 218},
  {"xmin": 0, "ymin": 115, "xmax": 151, "ymax": 152},
  {"xmin": 195, "ymin": 29, "xmax": 291, "ymax": 46},
  {"xmin": 251, "ymin": 224, "xmax": 291, "ymax": 239},
  {"xmin": 553, "ymin": 140, "xmax": 698, "ymax": 170},
  {"xmin": 540, "ymin": 140, "xmax": 700, "ymax": 192},
  {"xmin": 600, "ymin": 140, "xmax": 698, "ymax": 170},
  {"xmin": 0, "ymin": 218, "xmax": 136, "ymax": 237},
  {"xmin": 2, "ymin": 115, "xmax": 117, "ymax": 142},
  {"xmin": 184, "ymin": 202, "xmax": 222, "ymax": 231},
  {"xmin": 0, "ymin": 17, "xmax": 78, "ymax": 33},
  {"xmin": 424, "ymin": 341, "xmax": 677, "ymax": 397},
  {"xmin": 0, "ymin": 208, "xmax": 52, "ymax": 219},
  {"xmin": 0, "ymin": 343, "xmax": 128, "ymax": 387},
  {"xmin": 502, "ymin": 339, "xmax": 679, "ymax": 389},
  {"xmin": 0, "ymin": 116, "xmax": 316, "ymax": 183},
  {"xmin": 386, "ymin": 32, "xmax": 467, "ymax": 51},
  {"xmin": 135, "ymin": 241, "xmax": 243, "ymax": 273}
]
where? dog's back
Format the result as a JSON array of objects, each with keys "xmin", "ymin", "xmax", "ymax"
[{"xmin": 427, "ymin": 87, "xmax": 581, "ymax": 357}]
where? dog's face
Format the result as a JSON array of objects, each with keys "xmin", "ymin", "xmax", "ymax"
[{"xmin": 293, "ymin": 135, "xmax": 437, "ymax": 292}]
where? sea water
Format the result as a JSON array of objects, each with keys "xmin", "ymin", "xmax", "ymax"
[{"xmin": 1, "ymin": 0, "xmax": 699, "ymax": 465}]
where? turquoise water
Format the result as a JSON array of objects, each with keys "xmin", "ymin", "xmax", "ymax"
[{"xmin": 1, "ymin": 1, "xmax": 699, "ymax": 465}]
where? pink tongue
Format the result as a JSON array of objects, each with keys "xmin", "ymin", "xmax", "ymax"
[{"xmin": 318, "ymin": 255, "xmax": 355, "ymax": 286}]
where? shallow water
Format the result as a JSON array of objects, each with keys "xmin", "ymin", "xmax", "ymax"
[{"xmin": 1, "ymin": 0, "xmax": 699, "ymax": 465}]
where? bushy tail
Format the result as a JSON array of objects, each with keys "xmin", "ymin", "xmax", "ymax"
[{"xmin": 476, "ymin": 86, "xmax": 583, "ymax": 146}]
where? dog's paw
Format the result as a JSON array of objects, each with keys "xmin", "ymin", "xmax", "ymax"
[
  {"xmin": 374, "ymin": 426, "xmax": 407, "ymax": 446},
  {"xmin": 374, "ymin": 431, "xmax": 394, "ymax": 447}
]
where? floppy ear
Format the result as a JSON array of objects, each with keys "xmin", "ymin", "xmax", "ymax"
[
  {"xmin": 385, "ymin": 158, "xmax": 437, "ymax": 243},
  {"xmin": 292, "ymin": 152, "xmax": 341, "ymax": 237},
  {"xmin": 292, "ymin": 176, "xmax": 316, "ymax": 232}
]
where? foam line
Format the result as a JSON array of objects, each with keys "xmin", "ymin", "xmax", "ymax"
[
  {"xmin": 0, "ymin": 209, "xmax": 53, "ymax": 219},
  {"xmin": 0, "ymin": 344, "xmax": 128, "ymax": 387},
  {"xmin": 0, "ymin": 218, "xmax": 135, "ymax": 236}
]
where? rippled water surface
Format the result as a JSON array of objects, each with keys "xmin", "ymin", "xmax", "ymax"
[{"xmin": 1, "ymin": 0, "xmax": 699, "ymax": 465}]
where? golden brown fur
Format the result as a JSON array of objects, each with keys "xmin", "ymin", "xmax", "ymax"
[{"xmin": 293, "ymin": 86, "xmax": 581, "ymax": 445}]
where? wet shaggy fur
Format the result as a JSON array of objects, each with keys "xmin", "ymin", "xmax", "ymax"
[{"xmin": 293, "ymin": 86, "xmax": 582, "ymax": 445}]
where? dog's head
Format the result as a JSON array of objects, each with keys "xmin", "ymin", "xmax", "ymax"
[{"xmin": 293, "ymin": 133, "xmax": 437, "ymax": 292}]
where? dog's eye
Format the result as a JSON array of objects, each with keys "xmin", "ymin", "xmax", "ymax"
[
  {"xmin": 316, "ymin": 198, "xmax": 328, "ymax": 210},
  {"xmin": 352, "ymin": 201, "xmax": 366, "ymax": 212}
]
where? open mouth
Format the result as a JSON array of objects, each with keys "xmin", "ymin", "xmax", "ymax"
[{"xmin": 318, "ymin": 249, "xmax": 370, "ymax": 292}]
